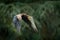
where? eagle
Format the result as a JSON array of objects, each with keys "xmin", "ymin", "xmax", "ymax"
[{"xmin": 13, "ymin": 13, "xmax": 38, "ymax": 32}]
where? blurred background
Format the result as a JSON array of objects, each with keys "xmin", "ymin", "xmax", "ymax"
[{"xmin": 0, "ymin": 0, "xmax": 60, "ymax": 40}]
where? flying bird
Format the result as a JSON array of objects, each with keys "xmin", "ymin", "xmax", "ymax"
[{"xmin": 13, "ymin": 13, "xmax": 38, "ymax": 32}]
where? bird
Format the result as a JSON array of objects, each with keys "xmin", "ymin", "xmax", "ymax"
[{"xmin": 13, "ymin": 13, "xmax": 38, "ymax": 33}]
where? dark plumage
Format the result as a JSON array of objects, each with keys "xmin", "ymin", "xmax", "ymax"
[{"xmin": 22, "ymin": 15, "xmax": 31, "ymax": 26}]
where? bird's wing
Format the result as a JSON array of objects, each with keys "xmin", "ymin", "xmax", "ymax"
[
  {"xmin": 13, "ymin": 16, "xmax": 21, "ymax": 32},
  {"xmin": 28, "ymin": 16, "xmax": 38, "ymax": 32}
]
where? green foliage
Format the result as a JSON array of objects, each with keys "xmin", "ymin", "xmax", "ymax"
[{"xmin": 0, "ymin": 1, "xmax": 60, "ymax": 40}]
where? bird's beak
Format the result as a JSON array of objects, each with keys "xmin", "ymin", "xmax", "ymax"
[{"xmin": 28, "ymin": 16, "xmax": 38, "ymax": 32}]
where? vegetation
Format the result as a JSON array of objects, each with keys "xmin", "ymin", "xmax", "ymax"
[{"xmin": 0, "ymin": 1, "xmax": 60, "ymax": 40}]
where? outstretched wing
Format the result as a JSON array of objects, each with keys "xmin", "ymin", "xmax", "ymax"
[
  {"xmin": 28, "ymin": 16, "xmax": 38, "ymax": 32},
  {"xmin": 13, "ymin": 16, "xmax": 21, "ymax": 32},
  {"xmin": 22, "ymin": 14, "xmax": 38, "ymax": 32}
]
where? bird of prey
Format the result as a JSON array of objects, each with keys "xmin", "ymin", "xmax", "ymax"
[{"xmin": 13, "ymin": 13, "xmax": 38, "ymax": 32}]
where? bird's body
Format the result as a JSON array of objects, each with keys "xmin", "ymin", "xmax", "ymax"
[{"xmin": 13, "ymin": 13, "xmax": 38, "ymax": 32}]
